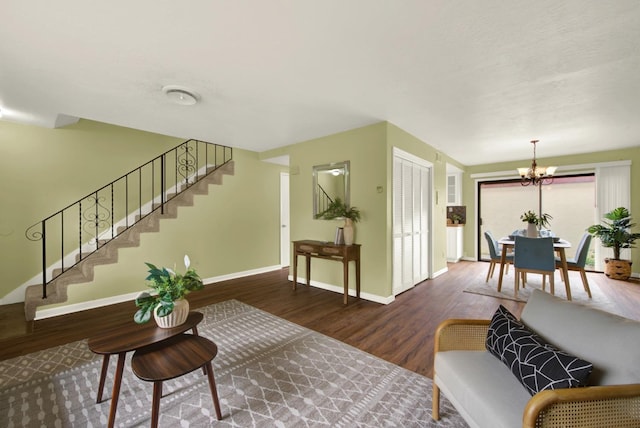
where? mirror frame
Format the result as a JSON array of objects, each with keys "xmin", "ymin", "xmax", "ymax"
[{"xmin": 313, "ymin": 161, "xmax": 350, "ymax": 219}]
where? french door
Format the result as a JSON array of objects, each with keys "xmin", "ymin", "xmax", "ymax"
[{"xmin": 392, "ymin": 149, "xmax": 432, "ymax": 295}]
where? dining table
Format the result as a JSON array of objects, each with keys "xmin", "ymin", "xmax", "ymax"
[{"xmin": 497, "ymin": 237, "xmax": 572, "ymax": 300}]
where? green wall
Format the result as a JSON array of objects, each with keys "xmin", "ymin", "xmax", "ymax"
[
  {"xmin": 0, "ymin": 119, "xmax": 285, "ymax": 308},
  {"xmin": 270, "ymin": 121, "xmax": 452, "ymax": 301},
  {"xmin": 463, "ymin": 147, "xmax": 640, "ymax": 274}
]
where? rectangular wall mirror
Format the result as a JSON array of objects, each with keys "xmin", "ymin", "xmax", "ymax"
[{"xmin": 313, "ymin": 161, "xmax": 350, "ymax": 219}]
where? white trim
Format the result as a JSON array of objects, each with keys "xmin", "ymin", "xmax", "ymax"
[
  {"xmin": 34, "ymin": 265, "xmax": 283, "ymax": 320},
  {"xmin": 392, "ymin": 147, "xmax": 434, "ymax": 168},
  {"xmin": 287, "ymin": 275, "xmax": 395, "ymax": 305},
  {"xmin": 432, "ymin": 266, "xmax": 449, "ymax": 278}
]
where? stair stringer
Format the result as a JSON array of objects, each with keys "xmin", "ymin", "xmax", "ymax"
[{"xmin": 23, "ymin": 161, "xmax": 235, "ymax": 321}]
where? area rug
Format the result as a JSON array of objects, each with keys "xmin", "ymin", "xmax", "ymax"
[
  {"xmin": 0, "ymin": 300, "xmax": 466, "ymax": 427},
  {"xmin": 464, "ymin": 271, "xmax": 618, "ymax": 314}
]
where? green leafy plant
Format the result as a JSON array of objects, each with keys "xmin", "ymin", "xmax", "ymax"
[
  {"xmin": 134, "ymin": 255, "xmax": 204, "ymax": 324},
  {"xmin": 520, "ymin": 210, "xmax": 552, "ymax": 229},
  {"xmin": 587, "ymin": 207, "xmax": 640, "ymax": 260},
  {"xmin": 315, "ymin": 197, "xmax": 361, "ymax": 222}
]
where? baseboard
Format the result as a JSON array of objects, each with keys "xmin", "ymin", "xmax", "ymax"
[
  {"xmin": 34, "ymin": 265, "xmax": 283, "ymax": 320},
  {"xmin": 287, "ymin": 275, "xmax": 395, "ymax": 305},
  {"xmin": 432, "ymin": 266, "xmax": 449, "ymax": 278}
]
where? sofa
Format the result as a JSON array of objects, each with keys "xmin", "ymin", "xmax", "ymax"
[{"xmin": 432, "ymin": 289, "xmax": 640, "ymax": 428}]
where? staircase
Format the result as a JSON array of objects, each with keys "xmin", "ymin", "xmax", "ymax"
[{"xmin": 23, "ymin": 140, "xmax": 233, "ymax": 321}]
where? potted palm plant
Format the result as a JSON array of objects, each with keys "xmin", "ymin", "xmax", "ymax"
[
  {"xmin": 134, "ymin": 255, "xmax": 204, "ymax": 327},
  {"xmin": 315, "ymin": 197, "xmax": 361, "ymax": 245},
  {"xmin": 587, "ymin": 207, "xmax": 640, "ymax": 280}
]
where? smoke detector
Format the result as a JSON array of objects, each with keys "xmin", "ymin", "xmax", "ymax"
[{"xmin": 162, "ymin": 85, "xmax": 199, "ymax": 106}]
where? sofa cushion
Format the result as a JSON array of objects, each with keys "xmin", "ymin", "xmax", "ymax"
[
  {"xmin": 521, "ymin": 289, "xmax": 640, "ymax": 386},
  {"xmin": 435, "ymin": 351, "xmax": 531, "ymax": 428},
  {"xmin": 486, "ymin": 305, "xmax": 593, "ymax": 395}
]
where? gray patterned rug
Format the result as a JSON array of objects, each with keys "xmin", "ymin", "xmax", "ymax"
[{"xmin": 0, "ymin": 300, "xmax": 466, "ymax": 427}]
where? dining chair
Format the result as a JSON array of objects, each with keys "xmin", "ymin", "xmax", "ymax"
[
  {"xmin": 484, "ymin": 231, "xmax": 512, "ymax": 282},
  {"xmin": 556, "ymin": 233, "xmax": 593, "ymax": 298},
  {"xmin": 513, "ymin": 236, "xmax": 555, "ymax": 299}
]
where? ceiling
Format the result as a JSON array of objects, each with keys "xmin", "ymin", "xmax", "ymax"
[{"xmin": 1, "ymin": 1, "xmax": 639, "ymax": 166}]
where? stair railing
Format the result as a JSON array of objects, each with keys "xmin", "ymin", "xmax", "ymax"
[{"xmin": 25, "ymin": 139, "xmax": 232, "ymax": 299}]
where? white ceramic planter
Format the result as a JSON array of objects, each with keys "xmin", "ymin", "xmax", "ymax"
[{"xmin": 153, "ymin": 298, "xmax": 189, "ymax": 328}]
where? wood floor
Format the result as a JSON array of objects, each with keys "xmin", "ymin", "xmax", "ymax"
[{"xmin": 1, "ymin": 261, "xmax": 640, "ymax": 379}]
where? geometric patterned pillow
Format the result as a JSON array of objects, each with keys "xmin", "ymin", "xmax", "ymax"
[{"xmin": 486, "ymin": 305, "xmax": 593, "ymax": 396}]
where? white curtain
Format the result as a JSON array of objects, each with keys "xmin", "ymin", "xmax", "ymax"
[{"xmin": 594, "ymin": 163, "xmax": 631, "ymax": 270}]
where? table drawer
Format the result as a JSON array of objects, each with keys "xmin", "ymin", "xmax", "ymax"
[{"xmin": 321, "ymin": 247, "xmax": 342, "ymax": 256}]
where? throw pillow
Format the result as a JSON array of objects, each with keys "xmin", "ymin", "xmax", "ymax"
[{"xmin": 485, "ymin": 305, "xmax": 593, "ymax": 395}]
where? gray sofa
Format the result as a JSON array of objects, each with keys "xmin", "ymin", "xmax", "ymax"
[{"xmin": 432, "ymin": 289, "xmax": 640, "ymax": 428}]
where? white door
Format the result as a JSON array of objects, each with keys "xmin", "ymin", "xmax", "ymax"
[
  {"xmin": 393, "ymin": 149, "xmax": 431, "ymax": 295},
  {"xmin": 280, "ymin": 173, "xmax": 290, "ymax": 267}
]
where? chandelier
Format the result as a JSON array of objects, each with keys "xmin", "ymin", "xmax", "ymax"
[{"xmin": 517, "ymin": 140, "xmax": 556, "ymax": 186}]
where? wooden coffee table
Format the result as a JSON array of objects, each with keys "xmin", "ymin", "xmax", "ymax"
[
  {"xmin": 131, "ymin": 334, "xmax": 222, "ymax": 427},
  {"xmin": 88, "ymin": 311, "xmax": 204, "ymax": 428}
]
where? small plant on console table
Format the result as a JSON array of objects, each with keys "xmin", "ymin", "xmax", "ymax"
[
  {"xmin": 315, "ymin": 197, "xmax": 361, "ymax": 245},
  {"xmin": 134, "ymin": 255, "xmax": 204, "ymax": 327}
]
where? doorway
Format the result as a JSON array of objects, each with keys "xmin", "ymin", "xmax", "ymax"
[{"xmin": 280, "ymin": 173, "xmax": 290, "ymax": 267}]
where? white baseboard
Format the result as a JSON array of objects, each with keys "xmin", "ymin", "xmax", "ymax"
[
  {"xmin": 34, "ymin": 265, "xmax": 283, "ymax": 320},
  {"xmin": 432, "ymin": 266, "xmax": 449, "ymax": 278},
  {"xmin": 288, "ymin": 275, "xmax": 395, "ymax": 305}
]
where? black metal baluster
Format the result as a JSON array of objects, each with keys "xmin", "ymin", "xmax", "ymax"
[
  {"xmin": 139, "ymin": 167, "xmax": 142, "ymax": 220},
  {"xmin": 125, "ymin": 175, "xmax": 129, "ymax": 228},
  {"xmin": 41, "ymin": 220, "xmax": 47, "ymax": 298},
  {"xmin": 111, "ymin": 184, "xmax": 114, "ymax": 239},
  {"xmin": 94, "ymin": 192, "xmax": 99, "ymax": 249},
  {"xmin": 78, "ymin": 200, "xmax": 83, "ymax": 261}
]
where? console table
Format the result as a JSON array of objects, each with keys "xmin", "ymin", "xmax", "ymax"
[{"xmin": 292, "ymin": 240, "xmax": 361, "ymax": 305}]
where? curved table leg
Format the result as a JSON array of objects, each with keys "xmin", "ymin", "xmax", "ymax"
[
  {"xmin": 107, "ymin": 352, "xmax": 126, "ymax": 428},
  {"xmin": 205, "ymin": 362, "xmax": 223, "ymax": 420},
  {"xmin": 96, "ymin": 354, "xmax": 110, "ymax": 403}
]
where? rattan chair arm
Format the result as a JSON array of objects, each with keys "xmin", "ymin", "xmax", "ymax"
[
  {"xmin": 523, "ymin": 383, "xmax": 640, "ymax": 428},
  {"xmin": 434, "ymin": 318, "xmax": 491, "ymax": 353}
]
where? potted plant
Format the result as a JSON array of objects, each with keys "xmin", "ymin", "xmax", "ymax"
[
  {"xmin": 315, "ymin": 197, "xmax": 361, "ymax": 245},
  {"xmin": 520, "ymin": 210, "xmax": 553, "ymax": 237},
  {"xmin": 451, "ymin": 213, "xmax": 464, "ymax": 224},
  {"xmin": 587, "ymin": 207, "xmax": 640, "ymax": 280},
  {"xmin": 134, "ymin": 255, "xmax": 204, "ymax": 327}
]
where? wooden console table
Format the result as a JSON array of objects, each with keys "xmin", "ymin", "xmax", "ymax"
[{"xmin": 292, "ymin": 240, "xmax": 361, "ymax": 305}]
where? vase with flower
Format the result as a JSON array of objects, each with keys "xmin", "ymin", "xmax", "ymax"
[{"xmin": 133, "ymin": 255, "xmax": 204, "ymax": 328}]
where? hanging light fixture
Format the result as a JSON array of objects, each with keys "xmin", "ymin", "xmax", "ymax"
[{"xmin": 517, "ymin": 140, "xmax": 557, "ymax": 186}]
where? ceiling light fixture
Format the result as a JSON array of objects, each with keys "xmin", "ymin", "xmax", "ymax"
[
  {"xmin": 162, "ymin": 85, "xmax": 199, "ymax": 106},
  {"xmin": 517, "ymin": 139, "xmax": 557, "ymax": 219},
  {"xmin": 517, "ymin": 140, "xmax": 556, "ymax": 186}
]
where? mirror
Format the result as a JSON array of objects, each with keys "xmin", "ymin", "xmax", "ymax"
[{"xmin": 313, "ymin": 161, "xmax": 350, "ymax": 219}]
